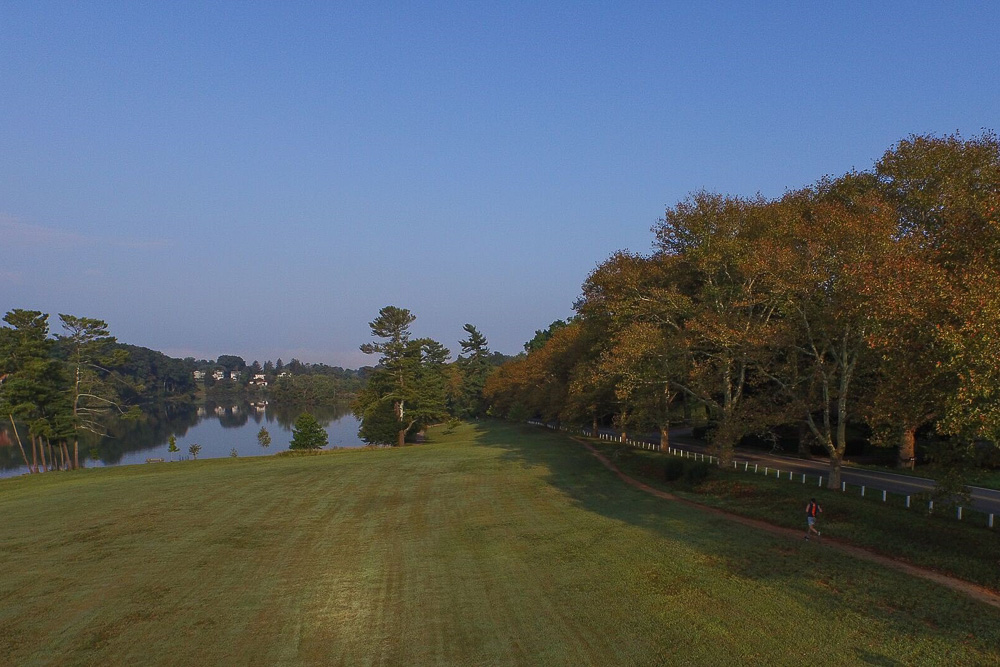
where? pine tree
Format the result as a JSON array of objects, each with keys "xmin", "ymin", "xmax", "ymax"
[
  {"xmin": 289, "ymin": 412, "xmax": 327, "ymax": 450},
  {"xmin": 352, "ymin": 306, "xmax": 450, "ymax": 446}
]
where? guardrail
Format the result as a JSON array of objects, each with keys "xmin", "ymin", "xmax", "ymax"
[{"xmin": 525, "ymin": 420, "xmax": 995, "ymax": 530}]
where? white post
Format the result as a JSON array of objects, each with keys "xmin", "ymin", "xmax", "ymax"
[
  {"xmin": 765, "ymin": 467, "xmax": 769, "ymax": 475},
  {"xmin": 990, "ymin": 514, "xmax": 995, "ymax": 528},
  {"xmin": 819, "ymin": 476, "xmax": 823, "ymax": 487},
  {"xmin": 734, "ymin": 461, "xmax": 737, "ymax": 468},
  {"xmin": 841, "ymin": 482, "xmax": 846, "ymax": 492},
  {"xmin": 929, "ymin": 500, "xmax": 934, "ymax": 513},
  {"xmin": 775, "ymin": 468, "xmax": 779, "ymax": 478},
  {"xmin": 882, "ymin": 490, "xmax": 887, "ymax": 502},
  {"xmin": 957, "ymin": 507, "xmax": 962, "ymax": 520},
  {"xmin": 754, "ymin": 464, "xmax": 758, "ymax": 473},
  {"xmin": 745, "ymin": 462, "xmax": 749, "ymax": 471},
  {"xmin": 906, "ymin": 495, "xmax": 911, "ymax": 508},
  {"xmin": 861, "ymin": 485, "xmax": 865, "ymax": 497},
  {"xmin": 789, "ymin": 471, "xmax": 793, "ymax": 480}
]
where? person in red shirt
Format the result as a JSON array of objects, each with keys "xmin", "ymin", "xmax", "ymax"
[{"xmin": 805, "ymin": 498, "xmax": 823, "ymax": 539}]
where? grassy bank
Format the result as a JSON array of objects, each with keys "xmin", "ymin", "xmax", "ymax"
[
  {"xmin": 589, "ymin": 437, "xmax": 1000, "ymax": 591},
  {"xmin": 2, "ymin": 422, "xmax": 999, "ymax": 664}
]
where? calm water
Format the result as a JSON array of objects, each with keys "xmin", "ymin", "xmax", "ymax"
[{"xmin": 0, "ymin": 400, "xmax": 365, "ymax": 479}]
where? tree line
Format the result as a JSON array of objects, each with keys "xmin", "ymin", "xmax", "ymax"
[
  {"xmin": 0, "ymin": 311, "xmax": 375, "ymax": 471},
  {"xmin": 0, "ymin": 311, "xmax": 136, "ymax": 471},
  {"xmin": 199, "ymin": 354, "xmax": 369, "ymax": 404},
  {"xmin": 484, "ymin": 132, "xmax": 1000, "ymax": 489}
]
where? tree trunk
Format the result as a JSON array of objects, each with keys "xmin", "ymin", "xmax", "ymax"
[
  {"xmin": 827, "ymin": 449, "xmax": 843, "ymax": 489},
  {"xmin": 30, "ymin": 434, "xmax": 38, "ymax": 473},
  {"xmin": 620, "ymin": 430, "xmax": 627, "ymax": 443},
  {"xmin": 898, "ymin": 427, "xmax": 916, "ymax": 469},
  {"xmin": 62, "ymin": 442, "xmax": 71, "ymax": 469},
  {"xmin": 8, "ymin": 415, "xmax": 30, "ymax": 471},
  {"xmin": 35, "ymin": 434, "xmax": 47, "ymax": 472},
  {"xmin": 73, "ymin": 437, "xmax": 80, "ymax": 470},
  {"xmin": 592, "ymin": 414, "xmax": 599, "ymax": 438},
  {"xmin": 46, "ymin": 439, "xmax": 55, "ymax": 471},
  {"xmin": 397, "ymin": 429, "xmax": 406, "ymax": 448},
  {"xmin": 660, "ymin": 382, "xmax": 671, "ymax": 450},
  {"xmin": 713, "ymin": 407, "xmax": 736, "ymax": 466}
]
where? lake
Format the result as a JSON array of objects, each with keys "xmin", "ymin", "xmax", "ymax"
[{"xmin": 0, "ymin": 400, "xmax": 365, "ymax": 479}]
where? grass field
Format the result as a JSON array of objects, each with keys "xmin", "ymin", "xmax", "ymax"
[{"xmin": 2, "ymin": 421, "xmax": 999, "ymax": 665}]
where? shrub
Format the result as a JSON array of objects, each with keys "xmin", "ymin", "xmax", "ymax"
[
  {"xmin": 290, "ymin": 412, "xmax": 329, "ymax": 450},
  {"xmin": 664, "ymin": 458, "xmax": 685, "ymax": 481},
  {"xmin": 684, "ymin": 461, "xmax": 712, "ymax": 484}
]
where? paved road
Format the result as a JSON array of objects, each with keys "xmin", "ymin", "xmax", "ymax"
[{"xmin": 581, "ymin": 425, "xmax": 1000, "ymax": 515}]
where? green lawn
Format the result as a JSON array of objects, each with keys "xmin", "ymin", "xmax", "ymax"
[{"xmin": 2, "ymin": 421, "xmax": 999, "ymax": 665}]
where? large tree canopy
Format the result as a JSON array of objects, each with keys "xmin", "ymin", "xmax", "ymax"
[
  {"xmin": 486, "ymin": 132, "xmax": 1000, "ymax": 487},
  {"xmin": 352, "ymin": 306, "xmax": 450, "ymax": 446}
]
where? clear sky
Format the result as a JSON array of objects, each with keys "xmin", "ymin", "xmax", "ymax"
[{"xmin": 2, "ymin": 2, "xmax": 998, "ymax": 366}]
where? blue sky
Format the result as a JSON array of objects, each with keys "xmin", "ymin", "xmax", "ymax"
[{"xmin": 2, "ymin": 2, "xmax": 998, "ymax": 366}]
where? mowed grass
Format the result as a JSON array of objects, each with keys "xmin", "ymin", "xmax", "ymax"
[
  {"xmin": 1, "ymin": 422, "xmax": 998, "ymax": 665},
  {"xmin": 591, "ymin": 440, "xmax": 1000, "ymax": 591}
]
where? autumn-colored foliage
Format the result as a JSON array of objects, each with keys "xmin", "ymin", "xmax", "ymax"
[{"xmin": 486, "ymin": 132, "xmax": 1000, "ymax": 485}]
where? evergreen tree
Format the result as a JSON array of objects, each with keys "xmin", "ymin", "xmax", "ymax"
[
  {"xmin": 456, "ymin": 324, "xmax": 492, "ymax": 418},
  {"xmin": 0, "ymin": 310, "xmax": 68, "ymax": 471},
  {"xmin": 289, "ymin": 412, "xmax": 328, "ymax": 450},
  {"xmin": 352, "ymin": 306, "xmax": 450, "ymax": 446}
]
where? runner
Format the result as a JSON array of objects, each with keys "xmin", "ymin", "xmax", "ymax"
[{"xmin": 805, "ymin": 498, "xmax": 822, "ymax": 539}]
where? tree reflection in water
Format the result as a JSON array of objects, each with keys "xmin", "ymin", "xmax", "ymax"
[{"xmin": 0, "ymin": 401, "xmax": 359, "ymax": 476}]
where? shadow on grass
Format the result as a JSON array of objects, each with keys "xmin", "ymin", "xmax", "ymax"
[{"xmin": 460, "ymin": 420, "xmax": 1000, "ymax": 656}]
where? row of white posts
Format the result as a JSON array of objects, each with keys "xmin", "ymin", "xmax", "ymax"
[
  {"xmin": 673, "ymin": 445, "xmax": 996, "ymax": 529},
  {"xmin": 595, "ymin": 432, "xmax": 662, "ymax": 451},
  {"xmin": 525, "ymin": 420, "xmax": 996, "ymax": 530}
]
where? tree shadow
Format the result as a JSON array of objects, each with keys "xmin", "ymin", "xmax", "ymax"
[{"xmin": 459, "ymin": 421, "xmax": 1000, "ymax": 657}]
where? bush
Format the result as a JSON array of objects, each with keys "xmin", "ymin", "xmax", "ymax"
[
  {"xmin": 685, "ymin": 461, "xmax": 712, "ymax": 484},
  {"xmin": 664, "ymin": 458, "xmax": 685, "ymax": 481},
  {"xmin": 290, "ymin": 412, "xmax": 329, "ymax": 450}
]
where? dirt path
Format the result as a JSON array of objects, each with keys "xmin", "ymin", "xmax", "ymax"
[{"xmin": 576, "ymin": 438, "xmax": 1000, "ymax": 611}]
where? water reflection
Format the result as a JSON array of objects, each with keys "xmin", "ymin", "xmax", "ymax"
[{"xmin": 0, "ymin": 401, "xmax": 362, "ymax": 478}]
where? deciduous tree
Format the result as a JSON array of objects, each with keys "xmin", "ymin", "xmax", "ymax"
[{"xmin": 57, "ymin": 314, "xmax": 130, "ymax": 469}]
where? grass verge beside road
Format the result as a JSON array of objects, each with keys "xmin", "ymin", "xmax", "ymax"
[
  {"xmin": 2, "ymin": 421, "xmax": 999, "ymax": 665},
  {"xmin": 589, "ymin": 439, "xmax": 1000, "ymax": 591}
]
